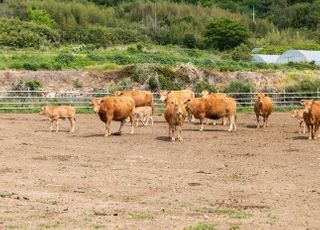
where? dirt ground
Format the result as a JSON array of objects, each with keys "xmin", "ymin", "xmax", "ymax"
[{"xmin": 0, "ymin": 113, "xmax": 319, "ymax": 230}]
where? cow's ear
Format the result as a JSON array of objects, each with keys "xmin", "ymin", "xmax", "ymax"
[
  {"xmin": 300, "ymin": 100, "xmax": 306, "ymax": 105},
  {"xmin": 183, "ymin": 99, "xmax": 190, "ymax": 104},
  {"xmin": 167, "ymin": 91, "xmax": 171, "ymax": 95}
]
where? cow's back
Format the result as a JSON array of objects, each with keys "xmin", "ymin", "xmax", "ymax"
[
  {"xmin": 121, "ymin": 91, "xmax": 153, "ymax": 107},
  {"xmin": 167, "ymin": 90, "xmax": 195, "ymax": 102}
]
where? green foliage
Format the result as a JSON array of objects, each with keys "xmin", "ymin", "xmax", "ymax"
[
  {"xmin": 194, "ymin": 80, "xmax": 216, "ymax": 93},
  {"xmin": 223, "ymin": 80, "xmax": 253, "ymax": 93},
  {"xmin": 27, "ymin": 7, "xmax": 54, "ymax": 26},
  {"xmin": 286, "ymin": 78, "xmax": 320, "ymax": 92},
  {"xmin": 55, "ymin": 53, "xmax": 76, "ymax": 66},
  {"xmin": 0, "ymin": 18, "xmax": 59, "ymax": 48},
  {"xmin": 73, "ymin": 78, "xmax": 83, "ymax": 89},
  {"xmin": 204, "ymin": 17, "xmax": 249, "ymax": 50},
  {"xmin": 184, "ymin": 223, "xmax": 216, "ymax": 230},
  {"xmin": 12, "ymin": 79, "xmax": 42, "ymax": 91},
  {"xmin": 183, "ymin": 34, "xmax": 197, "ymax": 49},
  {"xmin": 231, "ymin": 44, "xmax": 251, "ymax": 61},
  {"xmin": 159, "ymin": 75, "xmax": 182, "ymax": 90}
]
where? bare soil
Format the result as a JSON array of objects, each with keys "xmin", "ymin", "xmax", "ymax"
[{"xmin": 0, "ymin": 113, "xmax": 319, "ymax": 230}]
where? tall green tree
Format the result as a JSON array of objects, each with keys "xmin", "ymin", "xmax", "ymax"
[{"xmin": 204, "ymin": 17, "xmax": 249, "ymax": 50}]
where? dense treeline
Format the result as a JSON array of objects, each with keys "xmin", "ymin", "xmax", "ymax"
[{"xmin": 0, "ymin": 0, "xmax": 319, "ymax": 51}]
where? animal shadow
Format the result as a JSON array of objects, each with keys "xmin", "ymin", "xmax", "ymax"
[
  {"xmin": 292, "ymin": 136, "xmax": 309, "ymax": 140},
  {"xmin": 246, "ymin": 125, "xmax": 257, "ymax": 129},
  {"xmin": 156, "ymin": 136, "xmax": 171, "ymax": 142}
]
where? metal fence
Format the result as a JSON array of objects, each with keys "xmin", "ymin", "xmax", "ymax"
[{"xmin": 0, "ymin": 90, "xmax": 320, "ymax": 112}]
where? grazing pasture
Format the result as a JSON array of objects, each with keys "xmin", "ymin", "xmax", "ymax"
[{"xmin": 0, "ymin": 113, "xmax": 319, "ymax": 229}]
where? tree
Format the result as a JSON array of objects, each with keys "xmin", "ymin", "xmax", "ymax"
[
  {"xmin": 27, "ymin": 7, "xmax": 54, "ymax": 26},
  {"xmin": 203, "ymin": 17, "xmax": 249, "ymax": 51}
]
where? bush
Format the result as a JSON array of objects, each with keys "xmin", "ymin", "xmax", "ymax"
[
  {"xmin": 25, "ymin": 80, "xmax": 42, "ymax": 91},
  {"xmin": 194, "ymin": 80, "xmax": 216, "ymax": 93},
  {"xmin": 204, "ymin": 17, "xmax": 249, "ymax": 51},
  {"xmin": 223, "ymin": 80, "xmax": 253, "ymax": 93},
  {"xmin": 55, "ymin": 53, "xmax": 76, "ymax": 66},
  {"xmin": 183, "ymin": 34, "xmax": 197, "ymax": 48},
  {"xmin": 231, "ymin": 44, "xmax": 251, "ymax": 61},
  {"xmin": 159, "ymin": 75, "xmax": 182, "ymax": 90}
]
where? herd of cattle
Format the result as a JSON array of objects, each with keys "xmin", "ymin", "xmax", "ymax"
[{"xmin": 38, "ymin": 90, "xmax": 320, "ymax": 141}]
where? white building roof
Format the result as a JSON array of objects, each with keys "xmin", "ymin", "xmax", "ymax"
[
  {"xmin": 277, "ymin": 50, "xmax": 320, "ymax": 65},
  {"xmin": 252, "ymin": 54, "xmax": 280, "ymax": 64}
]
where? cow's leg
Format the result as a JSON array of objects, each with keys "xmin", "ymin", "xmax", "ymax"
[
  {"xmin": 178, "ymin": 125, "xmax": 183, "ymax": 142},
  {"xmin": 150, "ymin": 115, "xmax": 154, "ymax": 126},
  {"xmin": 55, "ymin": 120, "xmax": 59, "ymax": 132},
  {"xmin": 105, "ymin": 117, "xmax": 112, "ymax": 137},
  {"xmin": 308, "ymin": 125, "xmax": 313, "ymax": 140},
  {"xmin": 118, "ymin": 120, "xmax": 125, "ymax": 134},
  {"xmin": 129, "ymin": 113, "xmax": 135, "ymax": 135},
  {"xmin": 69, "ymin": 118, "xmax": 75, "ymax": 133},
  {"xmin": 256, "ymin": 115, "xmax": 260, "ymax": 128},
  {"xmin": 49, "ymin": 119, "xmax": 53, "ymax": 132},
  {"xmin": 228, "ymin": 115, "xmax": 235, "ymax": 132},
  {"xmin": 222, "ymin": 117, "xmax": 226, "ymax": 125},
  {"xmin": 199, "ymin": 118, "xmax": 204, "ymax": 131},
  {"xmin": 171, "ymin": 125, "xmax": 175, "ymax": 141},
  {"xmin": 303, "ymin": 122, "xmax": 306, "ymax": 134},
  {"xmin": 266, "ymin": 115, "xmax": 269, "ymax": 127}
]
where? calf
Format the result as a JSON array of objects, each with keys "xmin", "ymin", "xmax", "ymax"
[
  {"xmin": 39, "ymin": 106, "xmax": 76, "ymax": 133},
  {"xmin": 291, "ymin": 109, "xmax": 306, "ymax": 134},
  {"xmin": 164, "ymin": 99, "xmax": 187, "ymax": 141},
  {"xmin": 254, "ymin": 93, "xmax": 272, "ymax": 128},
  {"xmin": 92, "ymin": 96, "xmax": 135, "ymax": 136},
  {"xmin": 133, "ymin": 106, "xmax": 153, "ymax": 127},
  {"xmin": 301, "ymin": 100, "xmax": 320, "ymax": 139}
]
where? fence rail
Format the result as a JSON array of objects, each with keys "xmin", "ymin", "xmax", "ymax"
[{"xmin": 0, "ymin": 90, "xmax": 319, "ymax": 112}]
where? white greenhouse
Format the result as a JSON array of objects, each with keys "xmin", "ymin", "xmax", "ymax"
[
  {"xmin": 276, "ymin": 50, "xmax": 320, "ymax": 65},
  {"xmin": 252, "ymin": 54, "xmax": 280, "ymax": 64}
]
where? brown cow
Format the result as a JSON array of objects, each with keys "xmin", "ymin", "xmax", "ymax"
[
  {"xmin": 159, "ymin": 90, "xmax": 195, "ymax": 121},
  {"xmin": 39, "ymin": 106, "xmax": 76, "ymax": 133},
  {"xmin": 113, "ymin": 90, "xmax": 153, "ymax": 110},
  {"xmin": 185, "ymin": 95, "xmax": 237, "ymax": 132},
  {"xmin": 164, "ymin": 98, "xmax": 187, "ymax": 141},
  {"xmin": 301, "ymin": 100, "xmax": 320, "ymax": 139},
  {"xmin": 92, "ymin": 96, "xmax": 135, "ymax": 137},
  {"xmin": 201, "ymin": 91, "xmax": 227, "ymax": 125},
  {"xmin": 254, "ymin": 93, "xmax": 272, "ymax": 128},
  {"xmin": 291, "ymin": 109, "xmax": 306, "ymax": 134}
]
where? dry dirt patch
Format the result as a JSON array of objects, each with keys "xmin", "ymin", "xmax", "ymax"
[{"xmin": 0, "ymin": 113, "xmax": 319, "ymax": 229}]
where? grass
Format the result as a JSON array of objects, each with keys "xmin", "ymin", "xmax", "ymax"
[
  {"xmin": 1, "ymin": 44, "xmax": 317, "ymax": 72},
  {"xmin": 184, "ymin": 223, "xmax": 216, "ymax": 230},
  {"xmin": 128, "ymin": 211, "xmax": 154, "ymax": 220},
  {"xmin": 212, "ymin": 208, "xmax": 251, "ymax": 219},
  {"xmin": 0, "ymin": 191, "xmax": 13, "ymax": 198}
]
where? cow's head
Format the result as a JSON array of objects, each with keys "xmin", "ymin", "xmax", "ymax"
[
  {"xmin": 201, "ymin": 90, "xmax": 209, "ymax": 98},
  {"xmin": 301, "ymin": 99, "xmax": 313, "ymax": 113},
  {"xmin": 291, "ymin": 109, "xmax": 299, "ymax": 119},
  {"xmin": 39, "ymin": 106, "xmax": 48, "ymax": 115},
  {"xmin": 91, "ymin": 98, "xmax": 102, "ymax": 113},
  {"xmin": 256, "ymin": 93, "xmax": 266, "ymax": 101},
  {"xmin": 158, "ymin": 90, "xmax": 170, "ymax": 102},
  {"xmin": 112, "ymin": 91, "xmax": 123, "ymax": 96}
]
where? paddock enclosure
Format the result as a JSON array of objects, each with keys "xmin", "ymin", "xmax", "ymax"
[{"xmin": 0, "ymin": 113, "xmax": 319, "ymax": 229}]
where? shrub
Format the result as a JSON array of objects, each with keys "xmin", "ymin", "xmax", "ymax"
[
  {"xmin": 25, "ymin": 80, "xmax": 42, "ymax": 91},
  {"xmin": 231, "ymin": 44, "xmax": 251, "ymax": 61},
  {"xmin": 73, "ymin": 78, "xmax": 83, "ymax": 89},
  {"xmin": 204, "ymin": 17, "xmax": 249, "ymax": 51},
  {"xmin": 55, "ymin": 53, "xmax": 76, "ymax": 65},
  {"xmin": 159, "ymin": 75, "xmax": 182, "ymax": 90},
  {"xmin": 194, "ymin": 80, "xmax": 216, "ymax": 93},
  {"xmin": 223, "ymin": 80, "xmax": 253, "ymax": 93},
  {"xmin": 183, "ymin": 34, "xmax": 197, "ymax": 48}
]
